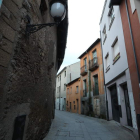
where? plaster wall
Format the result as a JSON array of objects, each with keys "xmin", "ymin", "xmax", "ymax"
[
  {"xmin": 67, "ymin": 61, "xmax": 80, "ymax": 83},
  {"xmin": 0, "ymin": 0, "xmax": 58, "ymax": 139},
  {"xmin": 55, "ymin": 62, "xmax": 80, "ymax": 111},
  {"xmin": 80, "ymin": 41, "xmax": 105, "ymax": 116},
  {"xmin": 66, "ymin": 79, "xmax": 81, "ymax": 114},
  {"xmin": 100, "ymin": 0, "xmax": 128, "ymax": 84},
  {"xmin": 106, "ymin": 71, "xmax": 137, "ymax": 130}
]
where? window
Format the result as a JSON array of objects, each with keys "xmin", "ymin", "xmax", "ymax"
[
  {"xmin": 108, "ymin": 7, "xmax": 115, "ymax": 29},
  {"xmin": 93, "ymin": 75, "xmax": 99, "ymax": 96},
  {"xmin": 83, "ymin": 80, "xmax": 87, "ymax": 97},
  {"xmin": 65, "ymin": 71, "xmax": 66, "ymax": 77},
  {"xmin": 57, "ymin": 87, "xmax": 59, "ymax": 93},
  {"xmin": 102, "ymin": 25, "xmax": 107, "ymax": 44},
  {"xmin": 70, "ymin": 73, "xmax": 71, "ymax": 82},
  {"xmin": 93, "ymin": 50, "xmax": 97, "ymax": 58},
  {"xmin": 64, "ymin": 84, "xmax": 66, "ymax": 91},
  {"xmin": 112, "ymin": 38, "xmax": 120, "ymax": 63},
  {"xmin": 60, "ymin": 75, "xmax": 61, "ymax": 81},
  {"xmin": 76, "ymin": 86, "xmax": 79, "ymax": 93},
  {"xmin": 105, "ymin": 53, "xmax": 110, "ymax": 72},
  {"xmin": 74, "ymin": 105, "xmax": 76, "ymax": 110},
  {"xmin": 58, "ymin": 77, "xmax": 59, "ymax": 82},
  {"xmin": 71, "ymin": 87, "xmax": 72, "ymax": 94},
  {"xmin": 84, "ymin": 58, "xmax": 87, "ymax": 70},
  {"xmin": 67, "ymin": 101, "xmax": 68, "ymax": 106},
  {"xmin": 59, "ymin": 86, "xmax": 60, "ymax": 93},
  {"xmin": 67, "ymin": 88, "xmax": 69, "ymax": 94},
  {"xmin": 40, "ymin": 0, "xmax": 47, "ymax": 15},
  {"xmin": 73, "ymin": 101, "xmax": 75, "ymax": 104}
]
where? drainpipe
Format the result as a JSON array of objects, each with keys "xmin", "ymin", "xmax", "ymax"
[
  {"xmin": 100, "ymin": 31, "xmax": 109, "ymax": 121},
  {"xmin": 125, "ymin": 0, "xmax": 140, "ymax": 88},
  {"xmin": 86, "ymin": 51, "xmax": 92, "ymax": 114}
]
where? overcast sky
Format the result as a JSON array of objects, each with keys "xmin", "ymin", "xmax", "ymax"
[{"xmin": 58, "ymin": 0, "xmax": 105, "ymax": 73}]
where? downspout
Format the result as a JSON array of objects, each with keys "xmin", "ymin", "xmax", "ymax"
[
  {"xmin": 125, "ymin": 0, "xmax": 140, "ymax": 88},
  {"xmin": 86, "ymin": 51, "xmax": 92, "ymax": 114},
  {"xmin": 100, "ymin": 31, "xmax": 109, "ymax": 121}
]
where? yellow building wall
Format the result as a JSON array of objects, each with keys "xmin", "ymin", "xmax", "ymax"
[{"xmin": 66, "ymin": 79, "xmax": 81, "ymax": 114}]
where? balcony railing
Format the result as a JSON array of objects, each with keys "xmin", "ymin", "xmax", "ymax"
[
  {"xmin": 89, "ymin": 57, "xmax": 98, "ymax": 71},
  {"xmin": 83, "ymin": 89, "xmax": 87, "ymax": 97},
  {"xmin": 80, "ymin": 65, "xmax": 88, "ymax": 76}
]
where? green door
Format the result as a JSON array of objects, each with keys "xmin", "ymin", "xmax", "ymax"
[{"xmin": 94, "ymin": 76, "xmax": 99, "ymax": 95}]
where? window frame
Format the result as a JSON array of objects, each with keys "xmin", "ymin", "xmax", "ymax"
[
  {"xmin": 108, "ymin": 7, "xmax": 115, "ymax": 30},
  {"xmin": 112, "ymin": 37, "xmax": 120, "ymax": 64}
]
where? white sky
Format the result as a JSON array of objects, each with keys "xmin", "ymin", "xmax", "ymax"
[{"xmin": 58, "ymin": 0, "xmax": 105, "ymax": 73}]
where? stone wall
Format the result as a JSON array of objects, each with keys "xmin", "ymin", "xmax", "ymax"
[{"xmin": 0, "ymin": 0, "xmax": 57, "ymax": 139}]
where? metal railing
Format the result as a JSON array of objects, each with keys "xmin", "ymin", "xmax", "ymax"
[
  {"xmin": 80, "ymin": 65, "xmax": 87, "ymax": 75},
  {"xmin": 89, "ymin": 57, "xmax": 98, "ymax": 70}
]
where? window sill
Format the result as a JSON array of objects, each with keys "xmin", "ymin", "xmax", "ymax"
[
  {"xmin": 106, "ymin": 65, "xmax": 110, "ymax": 73},
  {"xmin": 113, "ymin": 53, "xmax": 120, "ymax": 65},
  {"xmin": 109, "ymin": 16, "xmax": 115, "ymax": 30}
]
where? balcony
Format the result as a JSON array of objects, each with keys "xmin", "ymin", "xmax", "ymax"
[
  {"xmin": 109, "ymin": 0, "xmax": 122, "ymax": 8},
  {"xmin": 89, "ymin": 57, "xmax": 98, "ymax": 71},
  {"xmin": 80, "ymin": 65, "xmax": 88, "ymax": 76}
]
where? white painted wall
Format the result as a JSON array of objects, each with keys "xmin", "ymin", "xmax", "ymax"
[
  {"xmin": 55, "ymin": 62, "xmax": 80, "ymax": 111},
  {"xmin": 100, "ymin": 1, "xmax": 128, "ymax": 84},
  {"xmin": 100, "ymin": 0, "xmax": 137, "ymax": 130},
  {"xmin": 66, "ymin": 62, "xmax": 80, "ymax": 83}
]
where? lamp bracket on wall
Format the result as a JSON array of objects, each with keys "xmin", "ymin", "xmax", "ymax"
[{"xmin": 26, "ymin": 22, "xmax": 59, "ymax": 36}]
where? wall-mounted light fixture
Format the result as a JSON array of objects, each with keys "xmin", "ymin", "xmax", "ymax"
[{"xmin": 26, "ymin": 0, "xmax": 66, "ymax": 36}]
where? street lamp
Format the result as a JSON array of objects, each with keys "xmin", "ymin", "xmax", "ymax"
[{"xmin": 26, "ymin": 1, "xmax": 66, "ymax": 35}]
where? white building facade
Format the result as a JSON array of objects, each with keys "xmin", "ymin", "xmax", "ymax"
[
  {"xmin": 55, "ymin": 62, "xmax": 80, "ymax": 111},
  {"xmin": 100, "ymin": 0, "xmax": 137, "ymax": 135}
]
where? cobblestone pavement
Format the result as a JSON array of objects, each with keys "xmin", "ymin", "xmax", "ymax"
[{"xmin": 43, "ymin": 110, "xmax": 135, "ymax": 140}]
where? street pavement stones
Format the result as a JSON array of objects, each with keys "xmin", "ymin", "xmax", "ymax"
[{"xmin": 43, "ymin": 110, "xmax": 135, "ymax": 140}]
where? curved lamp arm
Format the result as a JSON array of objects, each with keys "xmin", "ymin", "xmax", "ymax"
[{"xmin": 26, "ymin": 22, "xmax": 59, "ymax": 36}]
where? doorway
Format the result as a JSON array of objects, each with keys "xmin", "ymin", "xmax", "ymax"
[
  {"xmin": 76, "ymin": 99, "xmax": 79, "ymax": 113},
  {"xmin": 70, "ymin": 102, "xmax": 71, "ymax": 112},
  {"xmin": 123, "ymin": 84, "xmax": 132, "ymax": 127},
  {"xmin": 110, "ymin": 84, "xmax": 120, "ymax": 122}
]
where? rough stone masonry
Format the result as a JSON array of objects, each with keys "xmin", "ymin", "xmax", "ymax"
[{"xmin": 0, "ymin": 0, "xmax": 60, "ymax": 139}]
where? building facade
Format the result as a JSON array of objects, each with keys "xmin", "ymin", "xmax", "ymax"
[
  {"xmin": 0, "ymin": 0, "xmax": 68, "ymax": 139},
  {"xmin": 78, "ymin": 39, "xmax": 105, "ymax": 117},
  {"xmin": 100, "ymin": 0, "xmax": 138, "ymax": 139},
  {"xmin": 109, "ymin": 0, "xmax": 140, "ymax": 138},
  {"xmin": 66, "ymin": 77, "xmax": 81, "ymax": 114},
  {"xmin": 55, "ymin": 61, "xmax": 80, "ymax": 111}
]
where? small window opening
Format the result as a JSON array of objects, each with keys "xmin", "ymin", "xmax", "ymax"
[
  {"xmin": 12, "ymin": 115, "xmax": 26, "ymax": 140},
  {"xmin": 40, "ymin": 0, "xmax": 47, "ymax": 15}
]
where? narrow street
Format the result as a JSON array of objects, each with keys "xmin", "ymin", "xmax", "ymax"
[{"xmin": 44, "ymin": 110, "xmax": 135, "ymax": 140}]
